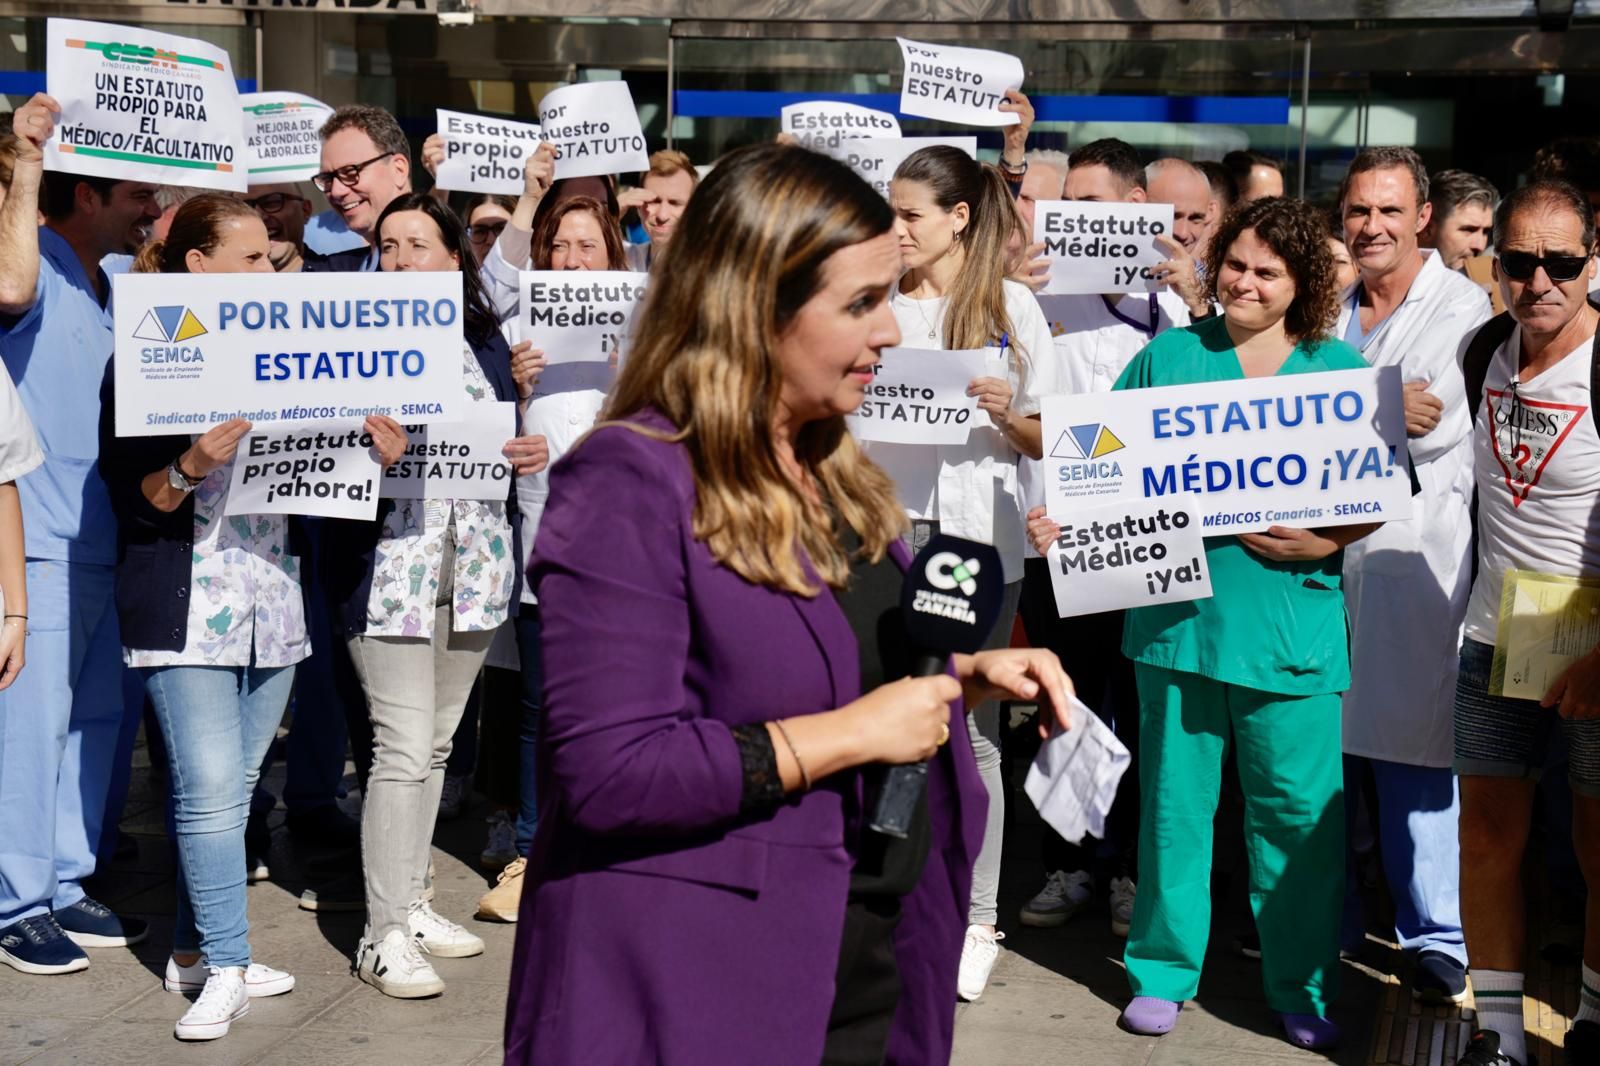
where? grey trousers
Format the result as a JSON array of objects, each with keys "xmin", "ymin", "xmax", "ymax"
[{"xmin": 347, "ymin": 526, "xmax": 496, "ymax": 941}]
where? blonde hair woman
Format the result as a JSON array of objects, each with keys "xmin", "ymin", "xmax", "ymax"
[{"xmin": 503, "ymin": 143, "xmax": 1069, "ymax": 1066}]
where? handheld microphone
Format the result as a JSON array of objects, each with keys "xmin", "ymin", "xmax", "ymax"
[{"xmin": 870, "ymin": 534, "xmax": 1004, "ymax": 839}]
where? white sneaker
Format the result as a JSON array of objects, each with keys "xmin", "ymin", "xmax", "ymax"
[
  {"xmin": 480, "ymin": 811, "xmax": 517, "ymax": 870},
  {"xmin": 1019, "ymin": 870, "xmax": 1093, "ymax": 928},
  {"xmin": 1109, "ymin": 876, "xmax": 1137, "ymax": 937},
  {"xmin": 407, "ymin": 900, "xmax": 484, "ymax": 959},
  {"xmin": 957, "ymin": 925, "xmax": 1004, "ymax": 1002},
  {"xmin": 165, "ymin": 956, "xmax": 295, "ymax": 997},
  {"xmin": 438, "ymin": 775, "xmax": 469, "ymax": 821},
  {"xmin": 355, "ymin": 929, "xmax": 445, "ymax": 999},
  {"xmin": 174, "ymin": 966, "xmax": 249, "ymax": 1041}
]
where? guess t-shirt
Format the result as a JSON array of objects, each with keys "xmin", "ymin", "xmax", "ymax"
[{"xmin": 1463, "ymin": 327, "xmax": 1600, "ymax": 643}]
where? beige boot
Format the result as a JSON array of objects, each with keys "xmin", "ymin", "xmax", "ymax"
[{"xmin": 475, "ymin": 857, "xmax": 526, "ymax": 922}]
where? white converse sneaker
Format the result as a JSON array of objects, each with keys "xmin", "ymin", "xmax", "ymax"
[
  {"xmin": 355, "ymin": 929, "xmax": 445, "ymax": 999},
  {"xmin": 1109, "ymin": 876, "xmax": 1137, "ymax": 937},
  {"xmin": 165, "ymin": 956, "xmax": 295, "ymax": 997},
  {"xmin": 174, "ymin": 966, "xmax": 249, "ymax": 1041},
  {"xmin": 407, "ymin": 899, "xmax": 485, "ymax": 959},
  {"xmin": 1019, "ymin": 869, "xmax": 1093, "ymax": 928},
  {"xmin": 957, "ymin": 925, "xmax": 1004, "ymax": 1002}
]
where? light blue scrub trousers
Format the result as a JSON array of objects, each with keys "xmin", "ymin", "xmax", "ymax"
[{"xmin": 0, "ymin": 561, "xmax": 125, "ymax": 923}]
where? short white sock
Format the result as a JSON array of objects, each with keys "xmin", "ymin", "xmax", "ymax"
[
  {"xmin": 1470, "ymin": 969, "xmax": 1526, "ymax": 1064},
  {"xmin": 1577, "ymin": 963, "xmax": 1600, "ymax": 1026}
]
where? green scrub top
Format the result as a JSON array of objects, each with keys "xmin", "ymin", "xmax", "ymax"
[{"xmin": 1114, "ymin": 315, "xmax": 1371, "ymax": 697}]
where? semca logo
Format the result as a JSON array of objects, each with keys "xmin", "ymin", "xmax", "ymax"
[
  {"xmin": 1050, "ymin": 422, "xmax": 1125, "ymax": 461},
  {"xmin": 1050, "ymin": 422, "xmax": 1127, "ymax": 493},
  {"xmin": 133, "ymin": 305, "xmax": 208, "ymax": 344}
]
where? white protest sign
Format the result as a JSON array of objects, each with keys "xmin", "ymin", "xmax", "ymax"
[
  {"xmin": 1043, "ymin": 366, "xmax": 1412, "ymax": 535},
  {"xmin": 113, "ymin": 271, "xmax": 466, "ymax": 438},
  {"xmin": 538, "ymin": 82, "xmax": 649, "ymax": 181},
  {"xmin": 780, "ymin": 101, "xmax": 901, "ymax": 150},
  {"xmin": 225, "ymin": 422, "xmax": 382, "ymax": 520},
  {"xmin": 381, "ymin": 401, "xmax": 517, "ymax": 501},
  {"xmin": 897, "ymin": 37, "xmax": 1023, "ymax": 127},
  {"xmin": 518, "ymin": 271, "xmax": 647, "ymax": 365},
  {"xmin": 1034, "ymin": 201, "xmax": 1175, "ymax": 295},
  {"xmin": 847, "ymin": 347, "xmax": 989, "ymax": 446},
  {"xmin": 44, "ymin": 18, "xmax": 246, "ymax": 193},
  {"xmin": 1044, "ymin": 495, "xmax": 1211, "ymax": 618},
  {"xmin": 241, "ymin": 92, "xmax": 331, "ymax": 183},
  {"xmin": 434, "ymin": 108, "xmax": 543, "ymax": 195},
  {"xmin": 819, "ymin": 136, "xmax": 977, "ymax": 199}
]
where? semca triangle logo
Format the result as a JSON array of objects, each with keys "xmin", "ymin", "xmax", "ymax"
[
  {"xmin": 1049, "ymin": 422, "xmax": 1126, "ymax": 461},
  {"xmin": 132, "ymin": 306, "xmax": 208, "ymax": 344},
  {"xmin": 1487, "ymin": 387, "xmax": 1587, "ymax": 508}
]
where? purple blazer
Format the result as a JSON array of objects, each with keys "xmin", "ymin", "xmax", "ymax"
[{"xmin": 502, "ymin": 415, "xmax": 988, "ymax": 1065}]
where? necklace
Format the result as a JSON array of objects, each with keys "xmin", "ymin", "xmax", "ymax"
[{"xmin": 910, "ymin": 296, "xmax": 941, "ymax": 344}]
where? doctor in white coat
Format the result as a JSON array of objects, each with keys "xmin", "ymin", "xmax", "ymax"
[{"xmin": 1336, "ymin": 147, "xmax": 1492, "ymax": 1002}]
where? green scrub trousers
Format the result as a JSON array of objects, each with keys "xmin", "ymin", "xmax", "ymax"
[{"xmin": 1125, "ymin": 662, "xmax": 1345, "ymax": 1014}]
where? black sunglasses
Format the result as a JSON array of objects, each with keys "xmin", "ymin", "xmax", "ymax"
[
  {"xmin": 312, "ymin": 152, "xmax": 396, "ymax": 194},
  {"xmin": 1498, "ymin": 249, "xmax": 1594, "ymax": 282},
  {"xmin": 466, "ymin": 220, "xmax": 508, "ymax": 243}
]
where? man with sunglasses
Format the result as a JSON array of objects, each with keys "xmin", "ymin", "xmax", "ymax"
[
  {"xmin": 305, "ymin": 105, "xmax": 413, "ymax": 274},
  {"xmin": 1451, "ymin": 180, "xmax": 1600, "ymax": 1066},
  {"xmin": 241, "ymin": 184, "xmax": 312, "ymax": 274},
  {"xmin": 1335, "ymin": 146, "xmax": 1492, "ymax": 1006}
]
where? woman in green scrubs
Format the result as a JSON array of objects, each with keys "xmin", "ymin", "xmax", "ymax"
[{"xmin": 1028, "ymin": 196, "xmax": 1381, "ymax": 1050}]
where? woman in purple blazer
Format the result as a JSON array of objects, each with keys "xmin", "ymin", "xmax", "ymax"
[{"xmin": 503, "ymin": 143, "xmax": 1072, "ymax": 1066}]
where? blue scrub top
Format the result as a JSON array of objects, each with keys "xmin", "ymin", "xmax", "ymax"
[
  {"xmin": 0, "ymin": 226, "xmax": 117, "ymax": 564},
  {"xmin": 1114, "ymin": 315, "xmax": 1371, "ymax": 697}
]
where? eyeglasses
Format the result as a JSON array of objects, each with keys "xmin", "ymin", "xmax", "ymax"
[
  {"xmin": 1498, "ymin": 250, "xmax": 1594, "ymax": 282},
  {"xmin": 466, "ymin": 220, "xmax": 508, "ymax": 244},
  {"xmin": 312, "ymin": 152, "xmax": 396, "ymax": 194},
  {"xmin": 242, "ymin": 192, "xmax": 307, "ymax": 215}
]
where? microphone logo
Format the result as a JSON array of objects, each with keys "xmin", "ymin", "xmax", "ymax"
[{"xmin": 925, "ymin": 551, "xmax": 980, "ymax": 596}]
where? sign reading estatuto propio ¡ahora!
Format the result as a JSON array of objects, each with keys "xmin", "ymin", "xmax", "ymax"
[
  {"xmin": 241, "ymin": 91, "xmax": 331, "ymax": 183},
  {"xmin": 1044, "ymin": 494, "xmax": 1212, "ymax": 618},
  {"xmin": 381, "ymin": 401, "xmax": 517, "ymax": 501},
  {"xmin": 225, "ymin": 421, "xmax": 383, "ymax": 521},
  {"xmin": 45, "ymin": 18, "xmax": 246, "ymax": 193},
  {"xmin": 780, "ymin": 101, "xmax": 902, "ymax": 149},
  {"xmin": 847, "ymin": 347, "xmax": 992, "ymax": 446},
  {"xmin": 1033, "ymin": 200, "xmax": 1175, "ymax": 295},
  {"xmin": 537, "ymin": 81, "xmax": 649, "ymax": 181},
  {"xmin": 112, "ymin": 271, "xmax": 466, "ymax": 437},
  {"xmin": 819, "ymin": 136, "xmax": 977, "ymax": 199},
  {"xmin": 434, "ymin": 108, "xmax": 543, "ymax": 195},
  {"xmin": 1042, "ymin": 366, "xmax": 1413, "ymax": 535},
  {"xmin": 896, "ymin": 37, "xmax": 1024, "ymax": 127},
  {"xmin": 517, "ymin": 271, "xmax": 647, "ymax": 365}
]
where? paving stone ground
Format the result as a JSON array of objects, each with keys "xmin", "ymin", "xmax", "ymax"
[{"xmin": 0, "ymin": 722, "xmax": 1579, "ymax": 1066}]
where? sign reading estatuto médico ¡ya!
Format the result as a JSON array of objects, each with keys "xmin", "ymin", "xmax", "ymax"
[
  {"xmin": 225, "ymin": 422, "xmax": 383, "ymax": 521},
  {"xmin": 1044, "ymin": 494, "xmax": 1212, "ymax": 618},
  {"xmin": 537, "ymin": 81, "xmax": 649, "ymax": 181},
  {"xmin": 434, "ymin": 109, "xmax": 543, "ymax": 195},
  {"xmin": 847, "ymin": 347, "xmax": 992, "ymax": 446},
  {"xmin": 1042, "ymin": 366, "xmax": 1413, "ymax": 536},
  {"xmin": 819, "ymin": 136, "xmax": 977, "ymax": 199},
  {"xmin": 45, "ymin": 17, "xmax": 246, "ymax": 193},
  {"xmin": 112, "ymin": 271, "xmax": 466, "ymax": 437},
  {"xmin": 1033, "ymin": 200, "xmax": 1175, "ymax": 295},
  {"xmin": 780, "ymin": 101, "xmax": 901, "ymax": 149},
  {"xmin": 517, "ymin": 271, "xmax": 647, "ymax": 364}
]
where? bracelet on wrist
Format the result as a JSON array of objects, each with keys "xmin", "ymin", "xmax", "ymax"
[
  {"xmin": 771, "ymin": 719, "xmax": 811, "ymax": 792},
  {"xmin": 174, "ymin": 456, "xmax": 205, "ymax": 485}
]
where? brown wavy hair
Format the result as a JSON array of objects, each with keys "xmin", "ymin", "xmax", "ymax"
[
  {"xmin": 1204, "ymin": 196, "xmax": 1341, "ymax": 343},
  {"xmin": 530, "ymin": 195, "xmax": 627, "ymax": 271},
  {"xmin": 132, "ymin": 194, "xmax": 259, "ymax": 274},
  {"xmin": 601, "ymin": 143, "xmax": 907, "ymax": 596}
]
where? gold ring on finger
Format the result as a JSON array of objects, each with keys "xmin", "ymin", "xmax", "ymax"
[{"xmin": 937, "ymin": 723, "xmax": 950, "ymax": 747}]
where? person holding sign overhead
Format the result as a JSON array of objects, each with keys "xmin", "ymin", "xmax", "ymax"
[
  {"xmin": 321, "ymin": 194, "xmax": 546, "ymax": 999},
  {"xmin": 874, "ymin": 144, "xmax": 1058, "ymax": 1003},
  {"xmin": 94, "ymin": 195, "xmax": 403, "ymax": 1040},
  {"xmin": 1030, "ymin": 197, "xmax": 1380, "ymax": 1050}
]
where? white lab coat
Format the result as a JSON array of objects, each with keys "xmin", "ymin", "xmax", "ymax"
[{"xmin": 1338, "ymin": 251, "xmax": 1492, "ymax": 767}]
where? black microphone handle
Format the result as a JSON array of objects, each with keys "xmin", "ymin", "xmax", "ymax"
[{"xmin": 868, "ymin": 650, "xmax": 950, "ymax": 839}]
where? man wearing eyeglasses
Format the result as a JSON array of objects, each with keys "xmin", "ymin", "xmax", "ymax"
[
  {"xmin": 241, "ymin": 184, "xmax": 313, "ymax": 273},
  {"xmin": 306, "ymin": 105, "xmax": 413, "ymax": 274},
  {"xmin": 1450, "ymin": 180, "xmax": 1600, "ymax": 1066},
  {"xmin": 1335, "ymin": 146, "xmax": 1492, "ymax": 1007}
]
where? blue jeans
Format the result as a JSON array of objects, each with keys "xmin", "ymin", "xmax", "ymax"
[
  {"xmin": 143, "ymin": 662, "xmax": 294, "ymax": 966},
  {"xmin": 514, "ymin": 610, "xmax": 543, "ymax": 855},
  {"xmin": 0, "ymin": 560, "xmax": 124, "ymax": 923}
]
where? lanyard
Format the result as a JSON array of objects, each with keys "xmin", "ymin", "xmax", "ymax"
[{"xmin": 1101, "ymin": 293, "xmax": 1159, "ymax": 338}]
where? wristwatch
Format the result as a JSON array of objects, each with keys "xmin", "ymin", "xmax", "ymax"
[
  {"xmin": 166, "ymin": 459, "xmax": 203, "ymax": 493},
  {"xmin": 999, "ymin": 156, "xmax": 1028, "ymax": 179}
]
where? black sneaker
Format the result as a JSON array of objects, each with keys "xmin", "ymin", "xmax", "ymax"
[
  {"xmin": 54, "ymin": 897, "xmax": 148, "ymax": 948},
  {"xmin": 1413, "ymin": 950, "xmax": 1468, "ymax": 1004},
  {"xmin": 1458, "ymin": 1029, "xmax": 1524, "ymax": 1066},
  {"xmin": 0, "ymin": 914, "xmax": 90, "ymax": 975},
  {"xmin": 298, "ymin": 871, "xmax": 364, "ymax": 913},
  {"xmin": 1566, "ymin": 1019, "xmax": 1600, "ymax": 1065}
]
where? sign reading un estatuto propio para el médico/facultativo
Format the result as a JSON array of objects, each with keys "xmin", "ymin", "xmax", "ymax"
[{"xmin": 113, "ymin": 271, "xmax": 467, "ymax": 438}]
